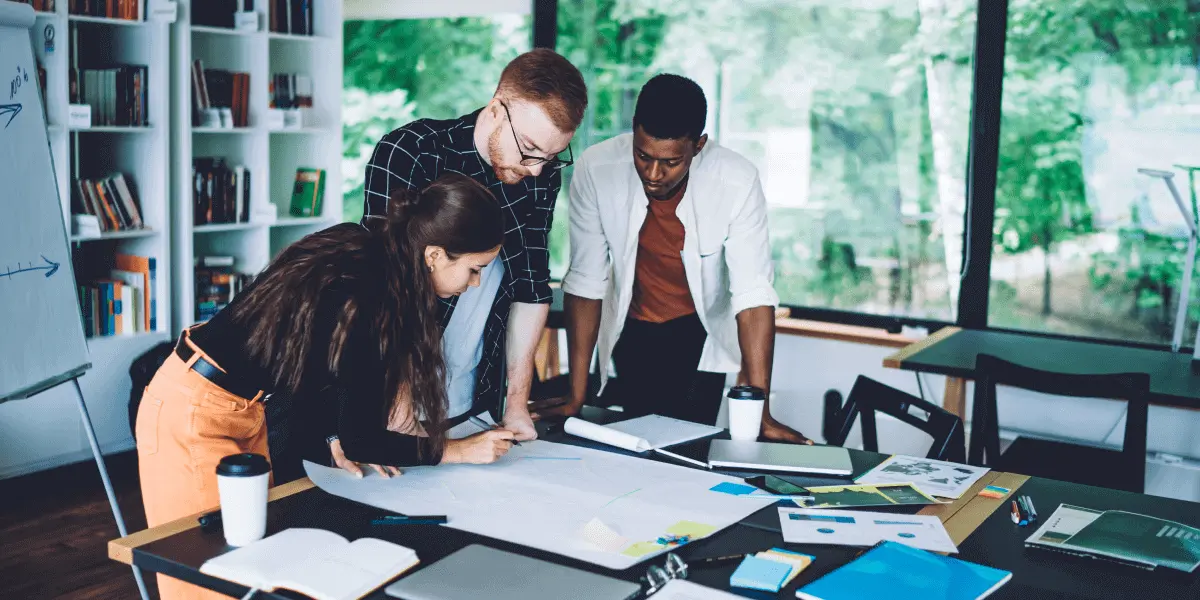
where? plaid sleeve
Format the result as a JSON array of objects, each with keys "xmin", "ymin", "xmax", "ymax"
[
  {"xmin": 362, "ymin": 125, "xmax": 441, "ymax": 220},
  {"xmin": 507, "ymin": 171, "xmax": 560, "ymax": 304}
]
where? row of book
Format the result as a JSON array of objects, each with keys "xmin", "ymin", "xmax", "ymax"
[
  {"xmin": 270, "ymin": 0, "xmax": 315, "ymax": 36},
  {"xmin": 196, "ymin": 256, "xmax": 253, "ymax": 323},
  {"xmin": 70, "ymin": 65, "xmax": 150, "ymax": 127},
  {"xmin": 72, "ymin": 172, "xmax": 145, "ymax": 233},
  {"xmin": 194, "ymin": 159, "xmax": 252, "ymax": 226},
  {"xmin": 79, "ymin": 254, "xmax": 158, "ymax": 338},
  {"xmin": 191, "ymin": 60, "xmax": 251, "ymax": 127},
  {"xmin": 15, "ymin": 0, "xmax": 55, "ymax": 12},
  {"xmin": 69, "ymin": 0, "xmax": 143, "ymax": 21},
  {"xmin": 269, "ymin": 73, "xmax": 313, "ymax": 109}
]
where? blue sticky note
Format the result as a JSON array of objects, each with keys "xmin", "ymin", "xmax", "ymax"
[
  {"xmin": 711, "ymin": 482, "xmax": 758, "ymax": 496},
  {"xmin": 730, "ymin": 555, "xmax": 793, "ymax": 592}
]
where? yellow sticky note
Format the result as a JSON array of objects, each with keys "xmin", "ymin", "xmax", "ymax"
[
  {"xmin": 622, "ymin": 541, "xmax": 664, "ymax": 558},
  {"xmin": 666, "ymin": 520, "xmax": 717, "ymax": 538}
]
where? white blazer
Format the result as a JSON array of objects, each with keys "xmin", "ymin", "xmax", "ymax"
[{"xmin": 561, "ymin": 133, "xmax": 779, "ymax": 394}]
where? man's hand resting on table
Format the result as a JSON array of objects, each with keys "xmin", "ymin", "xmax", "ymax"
[
  {"xmin": 761, "ymin": 416, "xmax": 813, "ymax": 445},
  {"xmin": 501, "ymin": 409, "xmax": 539, "ymax": 441},
  {"xmin": 329, "ymin": 438, "xmax": 403, "ymax": 478},
  {"xmin": 440, "ymin": 429, "xmax": 515, "ymax": 464}
]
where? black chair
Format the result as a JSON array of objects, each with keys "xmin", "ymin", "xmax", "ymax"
[
  {"xmin": 824, "ymin": 376, "xmax": 966, "ymax": 463},
  {"xmin": 973, "ymin": 353, "xmax": 1150, "ymax": 493}
]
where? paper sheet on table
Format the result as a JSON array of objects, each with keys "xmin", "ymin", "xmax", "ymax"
[
  {"xmin": 855, "ymin": 455, "xmax": 989, "ymax": 499},
  {"xmin": 779, "ymin": 507, "xmax": 958, "ymax": 554},
  {"xmin": 652, "ymin": 580, "xmax": 746, "ymax": 599},
  {"xmin": 304, "ymin": 440, "xmax": 774, "ymax": 570}
]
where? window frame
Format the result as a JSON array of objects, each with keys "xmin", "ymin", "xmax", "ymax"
[{"xmin": 540, "ymin": 0, "xmax": 1190, "ymax": 352}]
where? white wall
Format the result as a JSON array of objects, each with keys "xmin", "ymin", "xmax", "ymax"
[{"xmin": 345, "ymin": 0, "xmax": 531, "ymax": 21}]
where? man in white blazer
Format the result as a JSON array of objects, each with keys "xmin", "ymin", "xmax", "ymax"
[{"xmin": 535, "ymin": 74, "xmax": 810, "ymax": 444}]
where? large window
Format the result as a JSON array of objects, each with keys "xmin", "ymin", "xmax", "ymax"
[
  {"xmin": 342, "ymin": 13, "xmax": 531, "ymax": 223},
  {"xmin": 988, "ymin": 1, "xmax": 1200, "ymax": 346},
  {"xmin": 553, "ymin": 0, "xmax": 978, "ymax": 323}
]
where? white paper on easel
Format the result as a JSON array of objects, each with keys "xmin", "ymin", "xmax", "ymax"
[{"xmin": 564, "ymin": 417, "xmax": 651, "ymax": 452}]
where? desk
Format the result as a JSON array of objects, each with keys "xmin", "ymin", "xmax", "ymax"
[
  {"xmin": 109, "ymin": 421, "xmax": 1200, "ymax": 598},
  {"xmin": 884, "ymin": 326, "xmax": 1200, "ymax": 466}
]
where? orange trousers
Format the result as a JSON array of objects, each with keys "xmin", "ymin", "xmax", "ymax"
[{"xmin": 135, "ymin": 330, "xmax": 270, "ymax": 600}]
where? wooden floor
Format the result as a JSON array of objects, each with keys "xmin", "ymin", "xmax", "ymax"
[{"xmin": 0, "ymin": 451, "xmax": 158, "ymax": 599}]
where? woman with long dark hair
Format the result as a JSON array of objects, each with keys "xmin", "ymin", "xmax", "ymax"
[{"xmin": 135, "ymin": 173, "xmax": 511, "ymax": 600}]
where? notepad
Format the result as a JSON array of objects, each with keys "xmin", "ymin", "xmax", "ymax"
[
  {"xmin": 200, "ymin": 528, "xmax": 420, "ymax": 600},
  {"xmin": 795, "ymin": 541, "xmax": 1011, "ymax": 600},
  {"xmin": 730, "ymin": 555, "xmax": 793, "ymax": 592},
  {"xmin": 756, "ymin": 548, "xmax": 813, "ymax": 585},
  {"xmin": 563, "ymin": 415, "xmax": 722, "ymax": 452}
]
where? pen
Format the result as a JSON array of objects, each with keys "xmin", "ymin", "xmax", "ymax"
[
  {"xmin": 239, "ymin": 587, "xmax": 259, "ymax": 600},
  {"xmin": 693, "ymin": 553, "xmax": 748, "ymax": 567},
  {"xmin": 372, "ymin": 515, "xmax": 449, "ymax": 525},
  {"xmin": 469, "ymin": 416, "xmax": 521, "ymax": 446},
  {"xmin": 1010, "ymin": 500, "xmax": 1020, "ymax": 524},
  {"xmin": 1023, "ymin": 495, "xmax": 1038, "ymax": 520}
]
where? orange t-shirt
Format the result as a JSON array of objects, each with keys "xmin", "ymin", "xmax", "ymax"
[{"xmin": 629, "ymin": 182, "xmax": 697, "ymax": 323}]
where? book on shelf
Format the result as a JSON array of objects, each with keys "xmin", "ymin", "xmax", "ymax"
[
  {"xmin": 192, "ymin": 0, "xmax": 254, "ymax": 29},
  {"xmin": 191, "ymin": 60, "xmax": 250, "ymax": 127},
  {"xmin": 269, "ymin": 0, "xmax": 314, "ymax": 36},
  {"xmin": 78, "ymin": 253, "xmax": 157, "ymax": 338},
  {"xmin": 193, "ymin": 158, "xmax": 252, "ymax": 225},
  {"xmin": 69, "ymin": 65, "xmax": 149, "ymax": 127},
  {"xmin": 71, "ymin": 172, "xmax": 145, "ymax": 233},
  {"xmin": 68, "ymin": 0, "xmax": 144, "ymax": 21},
  {"xmin": 289, "ymin": 168, "xmax": 325, "ymax": 217},
  {"xmin": 15, "ymin": 0, "xmax": 56, "ymax": 12},
  {"xmin": 195, "ymin": 256, "xmax": 253, "ymax": 323},
  {"xmin": 269, "ymin": 73, "xmax": 313, "ymax": 109}
]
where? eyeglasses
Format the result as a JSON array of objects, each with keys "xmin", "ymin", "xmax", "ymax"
[
  {"xmin": 499, "ymin": 100, "xmax": 574, "ymax": 170},
  {"xmin": 642, "ymin": 552, "xmax": 688, "ymax": 595}
]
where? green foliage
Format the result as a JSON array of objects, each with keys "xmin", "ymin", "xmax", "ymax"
[{"xmin": 342, "ymin": 16, "xmax": 530, "ymax": 223}]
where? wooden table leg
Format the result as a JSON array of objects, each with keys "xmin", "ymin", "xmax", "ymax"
[{"xmin": 944, "ymin": 377, "xmax": 967, "ymax": 418}]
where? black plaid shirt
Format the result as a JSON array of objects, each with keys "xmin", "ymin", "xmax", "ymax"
[{"xmin": 363, "ymin": 109, "xmax": 560, "ymax": 416}]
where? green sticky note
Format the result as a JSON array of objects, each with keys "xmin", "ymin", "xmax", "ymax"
[
  {"xmin": 622, "ymin": 541, "xmax": 664, "ymax": 558},
  {"xmin": 666, "ymin": 520, "xmax": 717, "ymax": 538}
]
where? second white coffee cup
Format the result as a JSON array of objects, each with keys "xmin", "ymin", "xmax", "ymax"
[
  {"xmin": 727, "ymin": 385, "xmax": 766, "ymax": 440},
  {"xmin": 215, "ymin": 453, "xmax": 271, "ymax": 547}
]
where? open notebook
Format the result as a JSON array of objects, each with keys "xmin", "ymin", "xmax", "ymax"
[
  {"xmin": 199, "ymin": 528, "xmax": 420, "ymax": 600},
  {"xmin": 563, "ymin": 415, "xmax": 721, "ymax": 466}
]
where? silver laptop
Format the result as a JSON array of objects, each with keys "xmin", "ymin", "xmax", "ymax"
[
  {"xmin": 384, "ymin": 544, "xmax": 642, "ymax": 600},
  {"xmin": 708, "ymin": 439, "xmax": 854, "ymax": 476}
]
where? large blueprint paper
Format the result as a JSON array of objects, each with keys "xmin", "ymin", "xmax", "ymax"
[{"xmin": 304, "ymin": 440, "xmax": 775, "ymax": 570}]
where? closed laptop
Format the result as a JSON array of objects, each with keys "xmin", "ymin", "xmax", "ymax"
[{"xmin": 708, "ymin": 440, "xmax": 854, "ymax": 476}]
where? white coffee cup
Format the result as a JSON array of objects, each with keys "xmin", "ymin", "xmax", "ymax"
[
  {"xmin": 727, "ymin": 385, "xmax": 766, "ymax": 441},
  {"xmin": 215, "ymin": 453, "xmax": 271, "ymax": 547}
]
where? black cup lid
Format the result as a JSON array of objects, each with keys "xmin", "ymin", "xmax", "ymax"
[
  {"xmin": 216, "ymin": 453, "xmax": 270, "ymax": 477},
  {"xmin": 727, "ymin": 385, "xmax": 765, "ymax": 400}
]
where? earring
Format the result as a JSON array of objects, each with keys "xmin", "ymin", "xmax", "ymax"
[{"xmin": 428, "ymin": 264, "xmax": 434, "ymax": 272}]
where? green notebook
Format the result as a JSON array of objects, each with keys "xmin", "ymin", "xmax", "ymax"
[{"xmin": 1025, "ymin": 504, "xmax": 1200, "ymax": 572}]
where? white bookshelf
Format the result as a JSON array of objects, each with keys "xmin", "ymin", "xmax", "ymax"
[
  {"xmin": 0, "ymin": 4, "xmax": 173, "ymax": 478},
  {"xmin": 170, "ymin": 1, "xmax": 343, "ymax": 330}
]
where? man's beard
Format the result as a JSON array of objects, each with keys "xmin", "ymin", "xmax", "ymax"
[{"xmin": 488, "ymin": 126, "xmax": 526, "ymax": 185}]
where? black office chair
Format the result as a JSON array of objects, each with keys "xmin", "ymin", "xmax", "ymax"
[
  {"xmin": 824, "ymin": 376, "xmax": 966, "ymax": 463},
  {"xmin": 973, "ymin": 354, "xmax": 1150, "ymax": 493}
]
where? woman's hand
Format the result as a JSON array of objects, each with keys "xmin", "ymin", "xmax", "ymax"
[
  {"xmin": 329, "ymin": 438, "xmax": 403, "ymax": 478},
  {"xmin": 440, "ymin": 429, "xmax": 515, "ymax": 464}
]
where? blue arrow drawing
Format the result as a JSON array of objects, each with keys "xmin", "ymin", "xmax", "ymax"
[
  {"xmin": 2, "ymin": 255, "xmax": 60, "ymax": 280},
  {"xmin": 0, "ymin": 102, "xmax": 21, "ymax": 128}
]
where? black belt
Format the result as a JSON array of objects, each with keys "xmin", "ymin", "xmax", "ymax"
[{"xmin": 174, "ymin": 336, "xmax": 262, "ymax": 401}]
